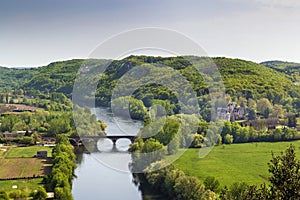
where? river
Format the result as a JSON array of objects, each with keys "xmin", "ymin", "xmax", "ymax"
[{"xmin": 72, "ymin": 107, "xmax": 166, "ymax": 200}]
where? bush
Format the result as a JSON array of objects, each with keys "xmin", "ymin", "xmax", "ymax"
[
  {"xmin": 0, "ymin": 191, "xmax": 9, "ymax": 200},
  {"xmin": 31, "ymin": 187, "xmax": 47, "ymax": 200},
  {"xmin": 204, "ymin": 176, "xmax": 220, "ymax": 192}
]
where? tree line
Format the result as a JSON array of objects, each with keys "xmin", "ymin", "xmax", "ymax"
[{"xmin": 45, "ymin": 135, "xmax": 76, "ymax": 200}]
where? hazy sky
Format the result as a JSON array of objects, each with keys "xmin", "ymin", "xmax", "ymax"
[{"xmin": 1, "ymin": 0, "xmax": 300, "ymax": 67}]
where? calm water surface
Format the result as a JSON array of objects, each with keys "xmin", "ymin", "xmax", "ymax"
[{"xmin": 72, "ymin": 108, "xmax": 165, "ymax": 200}]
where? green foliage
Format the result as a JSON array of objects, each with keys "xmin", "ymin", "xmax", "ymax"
[
  {"xmin": 153, "ymin": 118, "xmax": 180, "ymax": 145},
  {"xmin": 1, "ymin": 56, "xmax": 300, "ymax": 123},
  {"xmin": 72, "ymin": 105, "xmax": 106, "ymax": 137},
  {"xmin": 268, "ymin": 144, "xmax": 300, "ymax": 199},
  {"xmin": 224, "ymin": 134, "xmax": 233, "ymax": 144},
  {"xmin": 145, "ymin": 161, "xmax": 216, "ymax": 200},
  {"xmin": 129, "ymin": 138, "xmax": 166, "ymax": 171},
  {"xmin": 261, "ymin": 60, "xmax": 300, "ymax": 83},
  {"xmin": 31, "ymin": 186, "xmax": 47, "ymax": 200},
  {"xmin": 287, "ymin": 114, "xmax": 297, "ymax": 128},
  {"xmin": 46, "ymin": 135, "xmax": 75, "ymax": 200},
  {"xmin": 111, "ymin": 96, "xmax": 148, "ymax": 120},
  {"xmin": 8, "ymin": 189, "xmax": 28, "ymax": 199},
  {"xmin": 48, "ymin": 117, "xmax": 71, "ymax": 136},
  {"xmin": 220, "ymin": 182, "xmax": 250, "ymax": 200},
  {"xmin": 204, "ymin": 176, "xmax": 220, "ymax": 193},
  {"xmin": 0, "ymin": 105, "xmax": 105, "ymax": 140},
  {"xmin": 54, "ymin": 187, "xmax": 73, "ymax": 200},
  {"xmin": 0, "ymin": 191, "xmax": 9, "ymax": 200},
  {"xmin": 0, "ymin": 67, "xmax": 37, "ymax": 89}
]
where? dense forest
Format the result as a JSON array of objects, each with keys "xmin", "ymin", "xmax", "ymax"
[{"xmin": 1, "ymin": 56, "xmax": 300, "ymax": 119}]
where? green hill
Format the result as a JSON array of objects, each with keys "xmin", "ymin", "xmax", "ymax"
[
  {"xmin": 261, "ymin": 60, "xmax": 300, "ymax": 85},
  {"xmin": 0, "ymin": 66, "xmax": 37, "ymax": 89},
  {"xmin": 261, "ymin": 60, "xmax": 300, "ymax": 73},
  {"xmin": 0, "ymin": 56, "xmax": 299, "ymax": 118}
]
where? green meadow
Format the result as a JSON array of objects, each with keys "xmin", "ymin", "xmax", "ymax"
[
  {"xmin": 0, "ymin": 178, "xmax": 44, "ymax": 191},
  {"xmin": 3, "ymin": 146, "xmax": 52, "ymax": 158},
  {"xmin": 174, "ymin": 141, "xmax": 300, "ymax": 187}
]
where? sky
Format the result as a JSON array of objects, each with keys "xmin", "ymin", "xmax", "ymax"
[{"xmin": 0, "ymin": 0, "xmax": 300, "ymax": 67}]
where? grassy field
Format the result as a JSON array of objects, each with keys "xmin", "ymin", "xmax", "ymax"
[
  {"xmin": 0, "ymin": 158, "xmax": 51, "ymax": 179},
  {"xmin": 4, "ymin": 146, "xmax": 53, "ymax": 158},
  {"xmin": 0, "ymin": 178, "xmax": 44, "ymax": 191},
  {"xmin": 0, "ymin": 146, "xmax": 53, "ymax": 193},
  {"xmin": 174, "ymin": 140, "xmax": 300, "ymax": 187}
]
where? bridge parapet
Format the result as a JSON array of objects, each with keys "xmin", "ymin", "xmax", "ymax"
[{"xmin": 69, "ymin": 135, "xmax": 136, "ymax": 146}]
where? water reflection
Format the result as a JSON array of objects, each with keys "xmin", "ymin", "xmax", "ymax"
[
  {"xmin": 72, "ymin": 107, "xmax": 166, "ymax": 200},
  {"xmin": 72, "ymin": 152, "xmax": 142, "ymax": 200}
]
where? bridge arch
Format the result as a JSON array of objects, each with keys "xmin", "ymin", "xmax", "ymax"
[{"xmin": 68, "ymin": 135, "xmax": 136, "ymax": 152}]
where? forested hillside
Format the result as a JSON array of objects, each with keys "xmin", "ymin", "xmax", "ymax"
[
  {"xmin": 261, "ymin": 60, "xmax": 300, "ymax": 85},
  {"xmin": 0, "ymin": 67, "xmax": 37, "ymax": 89},
  {"xmin": 1, "ymin": 56, "xmax": 299, "ymax": 120}
]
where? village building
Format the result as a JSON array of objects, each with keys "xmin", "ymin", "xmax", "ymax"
[{"xmin": 217, "ymin": 103, "xmax": 245, "ymax": 121}]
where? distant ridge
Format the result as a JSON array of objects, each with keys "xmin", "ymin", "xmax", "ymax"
[{"xmin": 0, "ymin": 56, "xmax": 299, "ymax": 103}]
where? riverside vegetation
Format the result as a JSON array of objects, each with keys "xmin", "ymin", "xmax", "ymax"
[{"xmin": 1, "ymin": 55, "xmax": 300, "ymax": 199}]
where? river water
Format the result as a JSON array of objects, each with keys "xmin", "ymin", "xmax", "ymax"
[{"xmin": 72, "ymin": 108, "xmax": 165, "ymax": 200}]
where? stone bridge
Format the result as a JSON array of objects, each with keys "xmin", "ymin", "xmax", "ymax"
[{"xmin": 68, "ymin": 135, "xmax": 136, "ymax": 146}]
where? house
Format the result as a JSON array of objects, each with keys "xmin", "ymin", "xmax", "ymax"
[
  {"xmin": 233, "ymin": 107, "xmax": 245, "ymax": 120},
  {"xmin": 217, "ymin": 108, "xmax": 231, "ymax": 121},
  {"xmin": 217, "ymin": 103, "xmax": 245, "ymax": 121},
  {"xmin": 37, "ymin": 150, "xmax": 48, "ymax": 158}
]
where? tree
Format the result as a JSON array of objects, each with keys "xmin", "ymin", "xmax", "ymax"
[
  {"xmin": 54, "ymin": 187, "xmax": 73, "ymax": 200},
  {"xmin": 167, "ymin": 134, "xmax": 179, "ymax": 155},
  {"xmin": 271, "ymin": 104, "xmax": 284, "ymax": 118},
  {"xmin": 221, "ymin": 121, "xmax": 232, "ymax": 140},
  {"xmin": 247, "ymin": 108, "xmax": 256, "ymax": 120},
  {"xmin": 191, "ymin": 134, "xmax": 205, "ymax": 148},
  {"xmin": 20, "ymin": 136, "xmax": 34, "ymax": 145},
  {"xmin": 154, "ymin": 118, "xmax": 180, "ymax": 145},
  {"xmin": 174, "ymin": 175, "xmax": 207, "ymax": 200},
  {"xmin": 204, "ymin": 176, "xmax": 220, "ymax": 192},
  {"xmin": 32, "ymin": 187, "xmax": 47, "ymax": 200},
  {"xmin": 287, "ymin": 114, "xmax": 297, "ymax": 128},
  {"xmin": 257, "ymin": 98, "xmax": 272, "ymax": 118},
  {"xmin": 32, "ymin": 132, "xmax": 42, "ymax": 144},
  {"xmin": 220, "ymin": 182, "xmax": 250, "ymax": 200},
  {"xmin": 48, "ymin": 117, "xmax": 71, "ymax": 136},
  {"xmin": 224, "ymin": 134, "xmax": 233, "ymax": 144},
  {"xmin": 268, "ymin": 144, "xmax": 300, "ymax": 199},
  {"xmin": 0, "ymin": 191, "xmax": 9, "ymax": 200},
  {"xmin": 247, "ymin": 98, "xmax": 256, "ymax": 110}
]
